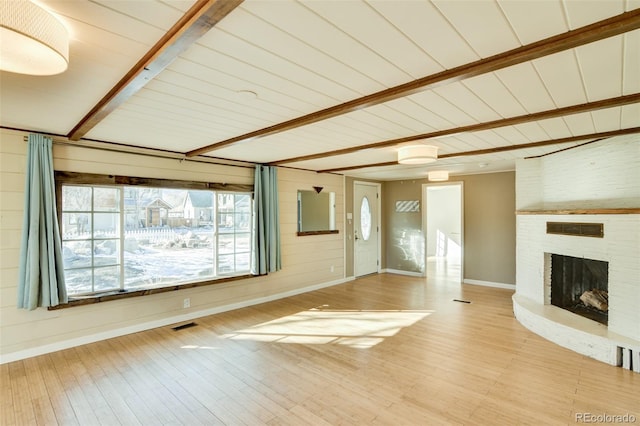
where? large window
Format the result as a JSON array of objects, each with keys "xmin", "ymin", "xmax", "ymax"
[{"xmin": 58, "ymin": 175, "xmax": 253, "ymax": 296}]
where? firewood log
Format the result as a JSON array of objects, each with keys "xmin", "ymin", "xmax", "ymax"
[{"xmin": 580, "ymin": 290, "xmax": 608, "ymax": 311}]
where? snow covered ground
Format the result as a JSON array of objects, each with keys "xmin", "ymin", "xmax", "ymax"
[{"xmin": 63, "ymin": 227, "xmax": 247, "ymax": 295}]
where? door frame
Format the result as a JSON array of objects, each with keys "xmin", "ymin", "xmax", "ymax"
[
  {"xmin": 422, "ymin": 181, "xmax": 464, "ymax": 281},
  {"xmin": 353, "ymin": 181, "xmax": 382, "ymax": 276}
]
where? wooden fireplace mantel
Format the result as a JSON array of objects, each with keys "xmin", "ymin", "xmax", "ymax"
[{"xmin": 516, "ymin": 208, "xmax": 640, "ymax": 215}]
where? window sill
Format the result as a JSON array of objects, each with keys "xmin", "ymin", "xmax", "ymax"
[{"xmin": 47, "ymin": 274, "xmax": 255, "ymax": 310}]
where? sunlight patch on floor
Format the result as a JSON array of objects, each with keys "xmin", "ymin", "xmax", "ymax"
[
  {"xmin": 180, "ymin": 345, "xmax": 218, "ymax": 350},
  {"xmin": 221, "ymin": 307, "xmax": 434, "ymax": 348}
]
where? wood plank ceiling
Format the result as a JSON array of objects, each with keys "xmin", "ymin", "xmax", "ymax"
[{"xmin": 1, "ymin": 0, "xmax": 639, "ymax": 180}]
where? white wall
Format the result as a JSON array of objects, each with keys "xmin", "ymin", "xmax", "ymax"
[
  {"xmin": 516, "ymin": 134, "xmax": 640, "ymax": 210},
  {"xmin": 0, "ymin": 129, "xmax": 345, "ymax": 362}
]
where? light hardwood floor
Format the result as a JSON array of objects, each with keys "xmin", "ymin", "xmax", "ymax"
[{"xmin": 2, "ymin": 272, "xmax": 638, "ymax": 425}]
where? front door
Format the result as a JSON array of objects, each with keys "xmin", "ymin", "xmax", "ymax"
[{"xmin": 354, "ymin": 182, "xmax": 379, "ymax": 276}]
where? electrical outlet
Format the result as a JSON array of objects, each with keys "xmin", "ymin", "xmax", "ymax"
[
  {"xmin": 183, "ymin": 298, "xmax": 190, "ymax": 309},
  {"xmin": 330, "ymin": 265, "xmax": 334, "ymax": 272}
]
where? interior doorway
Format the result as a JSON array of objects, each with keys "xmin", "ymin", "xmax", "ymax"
[{"xmin": 424, "ymin": 182, "xmax": 463, "ymax": 283}]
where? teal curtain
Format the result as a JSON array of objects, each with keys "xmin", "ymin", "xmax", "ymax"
[
  {"xmin": 17, "ymin": 134, "xmax": 67, "ymax": 310},
  {"xmin": 253, "ymin": 165, "xmax": 281, "ymax": 275}
]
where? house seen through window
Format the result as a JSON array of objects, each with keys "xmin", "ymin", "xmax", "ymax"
[{"xmin": 60, "ymin": 183, "xmax": 252, "ymax": 296}]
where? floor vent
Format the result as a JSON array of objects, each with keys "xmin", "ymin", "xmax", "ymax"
[
  {"xmin": 617, "ymin": 346, "xmax": 640, "ymax": 373},
  {"xmin": 172, "ymin": 322, "xmax": 197, "ymax": 331}
]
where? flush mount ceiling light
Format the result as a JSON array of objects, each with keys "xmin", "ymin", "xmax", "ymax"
[
  {"xmin": 0, "ymin": 0, "xmax": 69, "ymax": 75},
  {"xmin": 397, "ymin": 145, "xmax": 438, "ymax": 165},
  {"xmin": 428, "ymin": 170, "xmax": 449, "ymax": 182}
]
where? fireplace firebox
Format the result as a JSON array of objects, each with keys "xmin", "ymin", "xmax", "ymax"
[{"xmin": 550, "ymin": 254, "xmax": 609, "ymax": 326}]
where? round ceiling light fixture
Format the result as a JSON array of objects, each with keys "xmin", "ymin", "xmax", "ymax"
[
  {"xmin": 0, "ymin": 0, "xmax": 69, "ymax": 75},
  {"xmin": 397, "ymin": 145, "xmax": 438, "ymax": 165},
  {"xmin": 428, "ymin": 170, "xmax": 449, "ymax": 182}
]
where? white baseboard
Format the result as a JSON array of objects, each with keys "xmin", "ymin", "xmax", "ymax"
[
  {"xmin": 0, "ymin": 277, "xmax": 353, "ymax": 365},
  {"xmin": 383, "ymin": 268, "xmax": 425, "ymax": 277},
  {"xmin": 463, "ymin": 278, "xmax": 515, "ymax": 290}
]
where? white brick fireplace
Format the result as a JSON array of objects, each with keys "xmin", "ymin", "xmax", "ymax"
[{"xmin": 514, "ymin": 135, "xmax": 639, "ymax": 372}]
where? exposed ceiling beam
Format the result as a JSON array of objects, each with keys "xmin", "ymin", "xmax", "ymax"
[
  {"xmin": 316, "ymin": 127, "xmax": 640, "ymax": 174},
  {"xmin": 185, "ymin": 9, "xmax": 640, "ymax": 157},
  {"xmin": 67, "ymin": 0, "xmax": 243, "ymax": 141},
  {"xmin": 269, "ymin": 93, "xmax": 640, "ymax": 166},
  {"xmin": 524, "ymin": 139, "xmax": 605, "ymax": 159}
]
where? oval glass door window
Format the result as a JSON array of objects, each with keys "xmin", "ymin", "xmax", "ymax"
[{"xmin": 360, "ymin": 196, "xmax": 372, "ymax": 241}]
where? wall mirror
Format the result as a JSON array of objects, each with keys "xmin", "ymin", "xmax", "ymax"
[{"xmin": 297, "ymin": 190, "xmax": 338, "ymax": 236}]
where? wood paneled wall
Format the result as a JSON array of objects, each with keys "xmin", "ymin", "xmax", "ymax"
[{"xmin": 0, "ymin": 129, "xmax": 345, "ymax": 361}]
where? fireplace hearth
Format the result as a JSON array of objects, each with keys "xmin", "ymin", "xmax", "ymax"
[{"xmin": 550, "ymin": 254, "xmax": 609, "ymax": 326}]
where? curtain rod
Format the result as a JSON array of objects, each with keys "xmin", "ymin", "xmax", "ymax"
[
  {"xmin": 19, "ymin": 132, "xmax": 255, "ymax": 169},
  {"xmin": 12, "ymin": 127, "xmax": 343, "ymax": 175}
]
